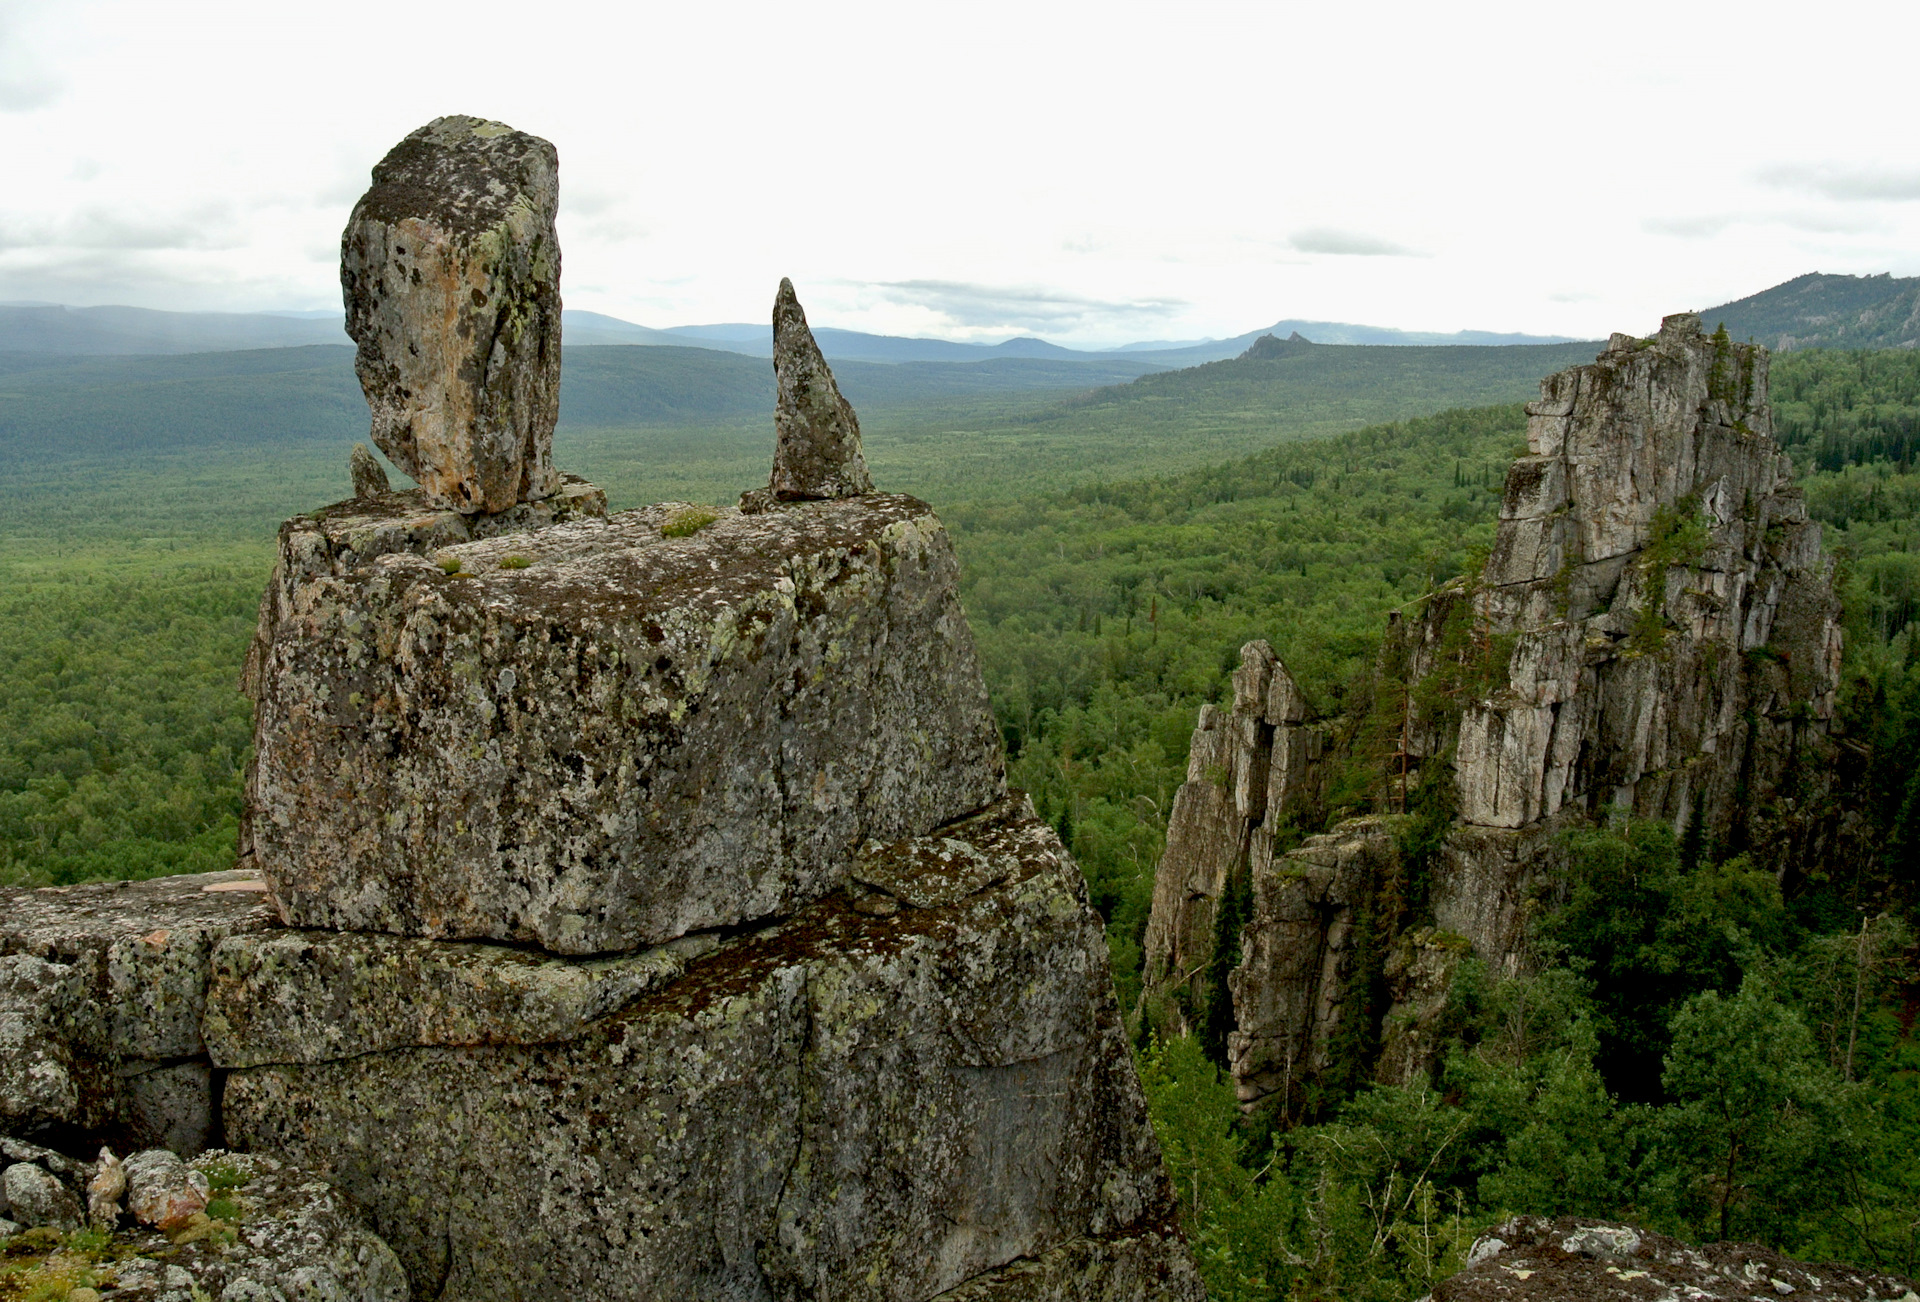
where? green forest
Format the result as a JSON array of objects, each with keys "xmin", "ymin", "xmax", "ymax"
[{"xmin": 2, "ymin": 341, "xmax": 1917, "ymax": 1298}]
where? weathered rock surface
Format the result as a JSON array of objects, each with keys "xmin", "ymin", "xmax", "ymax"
[
  {"xmin": 350, "ymin": 441, "xmax": 391, "ymax": 498},
  {"xmin": 342, "ymin": 115, "xmax": 562, "ymax": 514},
  {"xmin": 4, "ymin": 1158, "xmax": 82, "ymax": 1230},
  {"xmin": 1435, "ymin": 1216, "xmax": 1918, "ymax": 1302},
  {"xmin": 1142, "ymin": 317, "xmax": 1845, "ymax": 1109},
  {"xmin": 0, "ymin": 869, "xmax": 277, "ymax": 1149},
  {"xmin": 764, "ymin": 277, "xmax": 873, "ymax": 503},
  {"xmin": 215, "ymin": 798, "xmax": 1200, "ymax": 1301},
  {"xmin": 242, "ymin": 491, "xmax": 1005, "ymax": 953},
  {"xmin": 0, "ymin": 1149, "xmax": 409, "ymax": 1302},
  {"xmin": 123, "ymin": 1147, "xmax": 208, "ymax": 1231}
]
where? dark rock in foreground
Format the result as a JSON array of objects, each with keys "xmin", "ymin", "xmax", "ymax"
[{"xmin": 1435, "ymin": 1216, "xmax": 1917, "ymax": 1302}]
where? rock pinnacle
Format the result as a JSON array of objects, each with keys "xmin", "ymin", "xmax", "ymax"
[{"xmin": 768, "ymin": 278, "xmax": 873, "ymax": 501}]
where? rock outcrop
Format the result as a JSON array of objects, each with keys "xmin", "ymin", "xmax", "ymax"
[
  {"xmin": 1437, "ymin": 1216, "xmax": 1917, "ymax": 1302},
  {"xmin": 764, "ymin": 276, "xmax": 874, "ymax": 503},
  {"xmin": 242, "ymin": 484, "xmax": 1004, "ymax": 953},
  {"xmin": 342, "ymin": 115, "xmax": 562, "ymax": 514},
  {"xmin": 0, "ymin": 1144, "xmax": 408, "ymax": 1301},
  {"xmin": 4, "ymin": 124, "xmax": 1200, "ymax": 1301},
  {"xmin": 1142, "ymin": 315, "xmax": 1844, "ymax": 1111},
  {"xmin": 0, "ymin": 869, "xmax": 278, "ymax": 1153}
]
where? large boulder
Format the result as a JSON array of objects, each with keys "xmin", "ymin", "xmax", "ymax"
[
  {"xmin": 342, "ymin": 115, "xmax": 563, "ymax": 514},
  {"xmin": 215, "ymin": 798, "xmax": 1200, "ymax": 1302},
  {"xmin": 242, "ymin": 493, "xmax": 1005, "ymax": 954}
]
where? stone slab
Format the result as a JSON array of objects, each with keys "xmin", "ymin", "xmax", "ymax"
[
  {"xmin": 243, "ymin": 491, "xmax": 1005, "ymax": 954},
  {"xmin": 0, "ymin": 869, "xmax": 276, "ymax": 1146},
  {"xmin": 216, "ymin": 799, "xmax": 1195, "ymax": 1301}
]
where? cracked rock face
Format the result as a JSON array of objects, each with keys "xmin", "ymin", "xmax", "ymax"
[
  {"xmin": 0, "ymin": 870, "xmax": 277, "ymax": 1149},
  {"xmin": 1141, "ymin": 317, "xmax": 1845, "ymax": 1109},
  {"xmin": 217, "ymin": 799, "xmax": 1200, "ymax": 1302},
  {"xmin": 242, "ymin": 491, "xmax": 1005, "ymax": 953},
  {"xmin": 342, "ymin": 115, "xmax": 562, "ymax": 514},
  {"xmin": 768, "ymin": 278, "xmax": 873, "ymax": 502},
  {"xmin": 1438, "ymin": 1216, "xmax": 1917, "ymax": 1302}
]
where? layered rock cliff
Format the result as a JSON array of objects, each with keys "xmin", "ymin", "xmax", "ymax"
[{"xmin": 1142, "ymin": 313, "xmax": 1844, "ymax": 1112}]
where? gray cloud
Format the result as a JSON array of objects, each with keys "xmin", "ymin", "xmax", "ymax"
[
  {"xmin": 869, "ymin": 280, "xmax": 1185, "ymax": 332},
  {"xmin": 1756, "ymin": 163, "xmax": 1920, "ymax": 202},
  {"xmin": 1288, "ymin": 227, "xmax": 1418, "ymax": 257},
  {"xmin": 0, "ymin": 203, "xmax": 241, "ymax": 252}
]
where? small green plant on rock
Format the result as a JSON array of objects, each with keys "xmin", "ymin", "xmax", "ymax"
[
  {"xmin": 661, "ymin": 507, "xmax": 720, "ymax": 538},
  {"xmin": 497, "ymin": 554, "xmax": 532, "ymax": 570},
  {"xmin": 435, "ymin": 555, "xmax": 464, "ymax": 575}
]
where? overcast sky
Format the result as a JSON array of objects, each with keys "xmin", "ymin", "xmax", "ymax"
[{"xmin": 3, "ymin": 0, "xmax": 1916, "ymax": 347}]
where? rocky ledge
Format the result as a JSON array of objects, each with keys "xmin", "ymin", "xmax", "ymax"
[
  {"xmin": 1433, "ymin": 1217, "xmax": 1918, "ymax": 1302},
  {"xmin": 214, "ymin": 796, "xmax": 1199, "ymax": 1302}
]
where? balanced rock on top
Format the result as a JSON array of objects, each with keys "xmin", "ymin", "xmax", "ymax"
[
  {"xmin": 342, "ymin": 115, "xmax": 563, "ymax": 514},
  {"xmin": 768, "ymin": 277, "xmax": 873, "ymax": 501}
]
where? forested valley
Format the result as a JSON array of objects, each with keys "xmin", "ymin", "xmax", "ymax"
[{"xmin": 2, "ymin": 342, "xmax": 1917, "ymax": 1299}]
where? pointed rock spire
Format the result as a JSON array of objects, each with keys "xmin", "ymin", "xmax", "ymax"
[{"xmin": 767, "ymin": 278, "xmax": 873, "ymax": 501}]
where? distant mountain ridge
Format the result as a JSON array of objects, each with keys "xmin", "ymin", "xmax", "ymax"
[
  {"xmin": 1700, "ymin": 272, "xmax": 1920, "ymax": 351},
  {"xmin": 0, "ymin": 302, "xmax": 1584, "ymax": 364}
]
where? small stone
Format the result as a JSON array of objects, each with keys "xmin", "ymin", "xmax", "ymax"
[
  {"xmin": 767, "ymin": 278, "xmax": 873, "ymax": 502},
  {"xmin": 87, "ymin": 1146, "xmax": 125, "ymax": 1225},
  {"xmin": 0, "ymin": 1216, "xmax": 20, "ymax": 1237},
  {"xmin": 2, "ymin": 1161, "xmax": 82, "ymax": 1231},
  {"xmin": 350, "ymin": 443, "xmax": 390, "ymax": 499},
  {"xmin": 124, "ymin": 1148, "xmax": 209, "ymax": 1232},
  {"xmin": 342, "ymin": 115, "xmax": 563, "ymax": 514}
]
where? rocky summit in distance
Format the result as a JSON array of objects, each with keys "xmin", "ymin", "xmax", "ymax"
[
  {"xmin": 4, "ymin": 114, "xmax": 1203, "ymax": 1301},
  {"xmin": 1142, "ymin": 313, "xmax": 1846, "ymax": 1112},
  {"xmin": 342, "ymin": 115, "xmax": 563, "ymax": 514},
  {"xmin": 1435, "ymin": 1216, "xmax": 1917, "ymax": 1302}
]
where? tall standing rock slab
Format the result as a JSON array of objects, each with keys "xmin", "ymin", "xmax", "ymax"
[
  {"xmin": 767, "ymin": 278, "xmax": 873, "ymax": 502},
  {"xmin": 342, "ymin": 115, "xmax": 563, "ymax": 514}
]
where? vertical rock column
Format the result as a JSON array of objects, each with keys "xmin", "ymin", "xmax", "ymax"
[{"xmin": 342, "ymin": 115, "xmax": 563, "ymax": 514}]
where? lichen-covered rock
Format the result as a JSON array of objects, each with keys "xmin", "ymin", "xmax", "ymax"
[
  {"xmin": 0, "ymin": 1150, "xmax": 408, "ymax": 1302},
  {"xmin": 766, "ymin": 277, "xmax": 873, "ymax": 502},
  {"xmin": 242, "ymin": 492, "xmax": 1005, "ymax": 953},
  {"xmin": 1435, "ymin": 1216, "xmax": 1918, "ymax": 1302},
  {"xmin": 349, "ymin": 441, "xmax": 390, "ymax": 499},
  {"xmin": 0, "ymin": 870, "xmax": 277, "ymax": 1149},
  {"xmin": 342, "ymin": 115, "xmax": 562, "ymax": 514},
  {"xmin": 3, "ymin": 1160, "xmax": 82, "ymax": 1231},
  {"xmin": 123, "ymin": 1148, "xmax": 208, "ymax": 1231},
  {"xmin": 928, "ymin": 1230, "xmax": 1206, "ymax": 1300},
  {"xmin": 217, "ymin": 798, "xmax": 1200, "ymax": 1301}
]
